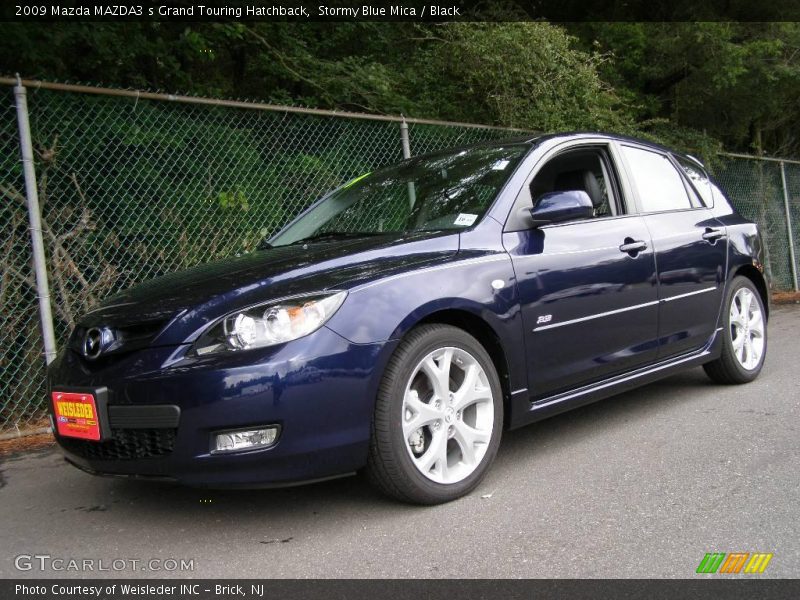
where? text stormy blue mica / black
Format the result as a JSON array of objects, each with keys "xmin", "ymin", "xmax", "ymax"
[{"xmin": 49, "ymin": 132, "xmax": 769, "ymax": 504}]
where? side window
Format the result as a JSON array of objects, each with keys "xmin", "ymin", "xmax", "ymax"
[
  {"xmin": 528, "ymin": 149, "xmax": 622, "ymax": 218},
  {"xmin": 674, "ymin": 155, "xmax": 714, "ymax": 207},
  {"xmin": 621, "ymin": 145, "xmax": 693, "ymax": 212}
]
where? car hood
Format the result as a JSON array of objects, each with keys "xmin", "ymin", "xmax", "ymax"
[{"xmin": 78, "ymin": 231, "xmax": 459, "ymax": 345}]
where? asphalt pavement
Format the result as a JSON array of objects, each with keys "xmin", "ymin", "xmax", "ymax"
[{"xmin": 2, "ymin": 306, "xmax": 798, "ymax": 579}]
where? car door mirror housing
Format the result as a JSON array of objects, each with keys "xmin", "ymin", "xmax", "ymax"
[{"xmin": 529, "ymin": 190, "xmax": 594, "ymax": 227}]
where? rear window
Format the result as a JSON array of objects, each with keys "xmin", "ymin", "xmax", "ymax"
[{"xmin": 621, "ymin": 145, "xmax": 693, "ymax": 213}]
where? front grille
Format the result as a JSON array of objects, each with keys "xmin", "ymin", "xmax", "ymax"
[
  {"xmin": 68, "ymin": 319, "xmax": 168, "ymax": 363},
  {"xmin": 58, "ymin": 428, "xmax": 177, "ymax": 461}
]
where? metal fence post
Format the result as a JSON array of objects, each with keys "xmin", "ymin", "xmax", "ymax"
[
  {"xmin": 399, "ymin": 118, "xmax": 417, "ymax": 208},
  {"xmin": 779, "ymin": 161, "xmax": 799, "ymax": 291},
  {"xmin": 14, "ymin": 75, "xmax": 58, "ymax": 364},
  {"xmin": 399, "ymin": 117, "xmax": 412, "ymax": 160}
]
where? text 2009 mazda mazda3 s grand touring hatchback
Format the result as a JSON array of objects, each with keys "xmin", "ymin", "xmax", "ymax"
[{"xmin": 49, "ymin": 132, "xmax": 769, "ymax": 504}]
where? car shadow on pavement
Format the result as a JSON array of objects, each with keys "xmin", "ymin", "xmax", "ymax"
[
  {"xmin": 499, "ymin": 367, "xmax": 714, "ymax": 456},
  {"xmin": 88, "ymin": 367, "xmax": 716, "ymax": 515}
]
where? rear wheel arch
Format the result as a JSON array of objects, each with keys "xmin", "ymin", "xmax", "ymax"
[
  {"xmin": 732, "ymin": 264, "xmax": 769, "ymax": 320},
  {"xmin": 704, "ymin": 274, "xmax": 767, "ymax": 384}
]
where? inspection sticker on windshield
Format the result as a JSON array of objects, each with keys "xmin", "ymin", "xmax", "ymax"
[
  {"xmin": 454, "ymin": 213, "xmax": 478, "ymax": 226},
  {"xmin": 492, "ymin": 159, "xmax": 510, "ymax": 170}
]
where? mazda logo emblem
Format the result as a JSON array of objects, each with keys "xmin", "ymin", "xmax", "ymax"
[{"xmin": 83, "ymin": 328, "xmax": 104, "ymax": 360}]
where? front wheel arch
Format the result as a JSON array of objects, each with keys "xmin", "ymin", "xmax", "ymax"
[
  {"xmin": 413, "ymin": 309, "xmax": 513, "ymax": 429},
  {"xmin": 365, "ymin": 323, "xmax": 504, "ymax": 503}
]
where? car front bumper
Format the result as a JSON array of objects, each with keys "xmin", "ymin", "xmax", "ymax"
[{"xmin": 47, "ymin": 327, "xmax": 395, "ymax": 487}]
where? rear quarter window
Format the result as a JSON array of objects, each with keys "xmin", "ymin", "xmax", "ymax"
[
  {"xmin": 621, "ymin": 145, "xmax": 693, "ymax": 213},
  {"xmin": 674, "ymin": 155, "xmax": 714, "ymax": 207}
]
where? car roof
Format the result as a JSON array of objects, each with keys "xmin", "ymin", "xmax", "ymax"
[{"xmin": 507, "ymin": 131, "xmax": 705, "ymax": 167}]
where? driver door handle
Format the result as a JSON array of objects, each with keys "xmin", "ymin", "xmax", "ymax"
[{"xmin": 619, "ymin": 239, "xmax": 648, "ymax": 255}]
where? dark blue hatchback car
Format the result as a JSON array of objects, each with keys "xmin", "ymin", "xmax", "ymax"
[{"xmin": 49, "ymin": 132, "xmax": 769, "ymax": 504}]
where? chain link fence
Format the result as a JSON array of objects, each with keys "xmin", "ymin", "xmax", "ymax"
[
  {"xmin": 1, "ymin": 80, "xmax": 799, "ymax": 435},
  {"xmin": 714, "ymin": 155, "xmax": 800, "ymax": 291},
  {"xmin": 0, "ymin": 81, "xmax": 513, "ymax": 435}
]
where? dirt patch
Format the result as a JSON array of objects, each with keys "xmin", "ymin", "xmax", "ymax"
[
  {"xmin": 0, "ymin": 432, "xmax": 56, "ymax": 457},
  {"xmin": 773, "ymin": 290, "xmax": 800, "ymax": 305}
]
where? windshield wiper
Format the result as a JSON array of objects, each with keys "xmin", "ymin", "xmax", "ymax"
[{"xmin": 290, "ymin": 231, "xmax": 385, "ymax": 245}]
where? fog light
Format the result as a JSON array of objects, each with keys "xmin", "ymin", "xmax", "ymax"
[{"xmin": 212, "ymin": 426, "xmax": 279, "ymax": 453}]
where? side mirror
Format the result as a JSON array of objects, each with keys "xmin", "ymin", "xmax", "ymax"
[{"xmin": 529, "ymin": 190, "xmax": 594, "ymax": 226}]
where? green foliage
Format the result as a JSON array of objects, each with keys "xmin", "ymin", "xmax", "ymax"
[
  {"xmin": 413, "ymin": 23, "xmax": 632, "ymax": 132},
  {"xmin": 2, "ymin": 21, "xmax": 793, "ymax": 157},
  {"xmin": 1, "ymin": 21, "xmax": 799, "ymax": 156},
  {"xmin": 568, "ymin": 22, "xmax": 800, "ymax": 157},
  {"xmin": 216, "ymin": 189, "xmax": 248, "ymax": 212}
]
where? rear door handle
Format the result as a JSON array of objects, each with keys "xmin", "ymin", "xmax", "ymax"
[
  {"xmin": 702, "ymin": 227, "xmax": 727, "ymax": 243},
  {"xmin": 619, "ymin": 239, "xmax": 648, "ymax": 255}
]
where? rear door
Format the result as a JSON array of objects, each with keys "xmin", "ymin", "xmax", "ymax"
[{"xmin": 617, "ymin": 144, "xmax": 728, "ymax": 359}]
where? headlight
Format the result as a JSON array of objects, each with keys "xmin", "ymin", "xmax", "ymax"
[{"xmin": 192, "ymin": 291, "xmax": 347, "ymax": 355}]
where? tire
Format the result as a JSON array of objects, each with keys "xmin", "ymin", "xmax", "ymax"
[
  {"xmin": 366, "ymin": 324, "xmax": 503, "ymax": 504},
  {"xmin": 703, "ymin": 275, "xmax": 768, "ymax": 384}
]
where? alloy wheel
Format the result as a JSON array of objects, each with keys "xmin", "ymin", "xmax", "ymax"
[
  {"xmin": 401, "ymin": 346, "xmax": 494, "ymax": 484},
  {"xmin": 729, "ymin": 287, "xmax": 765, "ymax": 370}
]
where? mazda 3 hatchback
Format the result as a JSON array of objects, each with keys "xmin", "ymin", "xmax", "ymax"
[{"xmin": 49, "ymin": 132, "xmax": 769, "ymax": 504}]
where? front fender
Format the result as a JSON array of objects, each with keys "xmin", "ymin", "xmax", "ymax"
[
  {"xmin": 326, "ymin": 254, "xmax": 515, "ymax": 343},
  {"xmin": 324, "ymin": 252, "xmax": 528, "ymax": 396}
]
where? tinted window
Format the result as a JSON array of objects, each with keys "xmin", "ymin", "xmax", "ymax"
[
  {"xmin": 529, "ymin": 150, "xmax": 621, "ymax": 217},
  {"xmin": 675, "ymin": 155, "xmax": 713, "ymax": 207},
  {"xmin": 621, "ymin": 145, "xmax": 692, "ymax": 212}
]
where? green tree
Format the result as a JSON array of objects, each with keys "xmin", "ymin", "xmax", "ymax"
[{"xmin": 569, "ymin": 22, "xmax": 800, "ymax": 158}]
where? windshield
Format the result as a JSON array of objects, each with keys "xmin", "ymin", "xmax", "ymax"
[{"xmin": 270, "ymin": 143, "xmax": 529, "ymax": 246}]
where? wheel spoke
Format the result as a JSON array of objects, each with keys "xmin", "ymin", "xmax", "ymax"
[
  {"xmin": 453, "ymin": 364, "xmax": 491, "ymax": 412},
  {"xmin": 730, "ymin": 300, "xmax": 741, "ymax": 323},
  {"xmin": 452, "ymin": 422, "xmax": 490, "ymax": 466},
  {"xmin": 416, "ymin": 442, "xmax": 438, "ymax": 472},
  {"xmin": 737, "ymin": 340, "xmax": 746, "ymax": 363},
  {"xmin": 452, "ymin": 427, "xmax": 476, "ymax": 465},
  {"xmin": 744, "ymin": 337, "xmax": 755, "ymax": 366},
  {"xmin": 417, "ymin": 429, "xmax": 448, "ymax": 475},
  {"xmin": 402, "ymin": 393, "xmax": 441, "ymax": 437},
  {"xmin": 420, "ymin": 349, "xmax": 453, "ymax": 400},
  {"xmin": 732, "ymin": 332, "xmax": 745, "ymax": 351},
  {"xmin": 741, "ymin": 289, "xmax": 753, "ymax": 318},
  {"xmin": 749, "ymin": 312, "xmax": 764, "ymax": 337},
  {"xmin": 436, "ymin": 434, "xmax": 449, "ymax": 479}
]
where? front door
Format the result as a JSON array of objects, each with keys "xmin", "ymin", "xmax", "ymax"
[{"xmin": 503, "ymin": 145, "xmax": 659, "ymax": 399}]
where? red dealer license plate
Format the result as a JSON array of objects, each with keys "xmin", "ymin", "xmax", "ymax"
[{"xmin": 52, "ymin": 391, "xmax": 102, "ymax": 441}]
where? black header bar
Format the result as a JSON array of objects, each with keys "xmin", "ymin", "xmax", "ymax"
[{"xmin": 4, "ymin": 0, "xmax": 800, "ymax": 22}]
